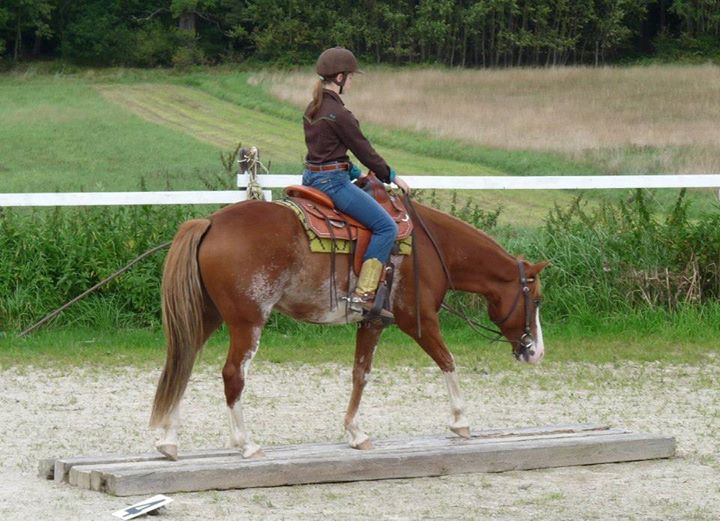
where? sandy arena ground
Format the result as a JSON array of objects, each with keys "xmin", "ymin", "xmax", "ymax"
[{"xmin": 0, "ymin": 359, "xmax": 718, "ymax": 520}]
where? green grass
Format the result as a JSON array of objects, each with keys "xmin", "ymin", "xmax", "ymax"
[
  {"xmin": 0, "ymin": 67, "xmax": 591, "ymax": 223},
  {"xmin": 2, "ymin": 65, "xmax": 719, "ymax": 366},
  {"xmin": 3, "ymin": 66, "xmax": 715, "ymax": 220},
  {"xmin": 182, "ymin": 71, "xmax": 590, "ymax": 177},
  {"xmin": 1, "ymin": 306, "xmax": 717, "ymax": 370},
  {"xmin": 0, "ymin": 75, "xmax": 223, "ymax": 192}
]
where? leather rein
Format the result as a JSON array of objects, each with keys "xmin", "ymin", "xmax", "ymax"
[{"xmin": 402, "ymin": 194, "xmax": 539, "ymax": 354}]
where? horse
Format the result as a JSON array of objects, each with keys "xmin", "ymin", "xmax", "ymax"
[{"xmin": 149, "ymin": 197, "xmax": 549, "ymax": 459}]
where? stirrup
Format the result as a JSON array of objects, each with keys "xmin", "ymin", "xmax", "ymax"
[{"xmin": 348, "ymin": 291, "xmax": 394, "ymax": 323}]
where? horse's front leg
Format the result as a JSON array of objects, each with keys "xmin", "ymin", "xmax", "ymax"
[
  {"xmin": 344, "ymin": 321, "xmax": 384, "ymax": 449},
  {"xmin": 397, "ymin": 314, "xmax": 471, "ymax": 439},
  {"xmin": 223, "ymin": 320, "xmax": 264, "ymax": 458}
]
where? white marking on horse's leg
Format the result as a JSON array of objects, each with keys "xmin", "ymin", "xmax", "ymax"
[
  {"xmin": 155, "ymin": 404, "xmax": 180, "ymax": 459},
  {"xmin": 242, "ymin": 330, "xmax": 261, "ymax": 381},
  {"xmin": 227, "ymin": 326, "xmax": 263, "ymax": 458},
  {"xmin": 228, "ymin": 402, "xmax": 262, "ymax": 458},
  {"xmin": 346, "ymin": 414, "xmax": 371, "ymax": 449},
  {"xmin": 444, "ymin": 370, "xmax": 471, "ymax": 438},
  {"xmin": 345, "ymin": 343, "xmax": 376, "ymax": 449}
]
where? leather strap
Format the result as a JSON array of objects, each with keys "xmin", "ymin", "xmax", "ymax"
[{"xmin": 305, "ymin": 162, "xmax": 350, "ymax": 172}]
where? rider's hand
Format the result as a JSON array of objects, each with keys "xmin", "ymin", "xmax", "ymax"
[
  {"xmin": 349, "ymin": 163, "xmax": 362, "ymax": 181},
  {"xmin": 393, "ymin": 175, "xmax": 411, "ymax": 195}
]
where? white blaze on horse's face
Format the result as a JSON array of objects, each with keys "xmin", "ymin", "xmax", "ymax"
[{"xmin": 522, "ymin": 307, "xmax": 545, "ymax": 365}]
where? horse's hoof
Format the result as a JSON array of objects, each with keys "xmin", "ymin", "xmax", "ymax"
[
  {"xmin": 156, "ymin": 443, "xmax": 178, "ymax": 461},
  {"xmin": 450, "ymin": 426, "xmax": 471, "ymax": 439},
  {"xmin": 243, "ymin": 445, "xmax": 265, "ymax": 459},
  {"xmin": 353, "ymin": 439, "xmax": 374, "ymax": 450}
]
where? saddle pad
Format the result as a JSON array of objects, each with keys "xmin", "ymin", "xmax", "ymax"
[
  {"xmin": 275, "ymin": 200, "xmax": 412, "ymax": 256},
  {"xmin": 281, "ymin": 191, "xmax": 413, "ymax": 242}
]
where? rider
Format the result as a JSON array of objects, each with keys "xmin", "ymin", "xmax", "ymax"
[{"xmin": 302, "ymin": 46, "xmax": 411, "ymax": 319}]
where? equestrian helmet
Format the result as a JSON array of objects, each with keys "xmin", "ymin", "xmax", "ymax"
[{"xmin": 316, "ymin": 47, "xmax": 362, "ymax": 78}]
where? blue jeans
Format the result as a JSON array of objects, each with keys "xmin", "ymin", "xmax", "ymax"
[{"xmin": 302, "ymin": 169, "xmax": 398, "ymax": 263}]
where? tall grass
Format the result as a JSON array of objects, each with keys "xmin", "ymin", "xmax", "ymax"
[
  {"xmin": 2, "ymin": 188, "xmax": 719, "ymax": 335},
  {"xmin": 429, "ymin": 188, "xmax": 720, "ymax": 328},
  {"xmin": 0, "ymin": 203, "xmax": 211, "ymax": 331},
  {"xmin": 261, "ymin": 65, "xmax": 720, "ymax": 175}
]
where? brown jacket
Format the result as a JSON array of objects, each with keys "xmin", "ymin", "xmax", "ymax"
[{"xmin": 304, "ymin": 90, "xmax": 391, "ymax": 183}]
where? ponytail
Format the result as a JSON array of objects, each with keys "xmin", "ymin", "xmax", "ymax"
[{"xmin": 307, "ymin": 79, "xmax": 325, "ymax": 119}]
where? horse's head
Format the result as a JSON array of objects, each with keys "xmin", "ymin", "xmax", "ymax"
[{"xmin": 488, "ymin": 259, "xmax": 550, "ymax": 365}]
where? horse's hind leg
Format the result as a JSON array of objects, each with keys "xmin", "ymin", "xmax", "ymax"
[
  {"xmin": 156, "ymin": 303, "xmax": 221, "ymax": 459},
  {"xmin": 223, "ymin": 320, "xmax": 264, "ymax": 458},
  {"xmin": 344, "ymin": 321, "xmax": 384, "ymax": 449}
]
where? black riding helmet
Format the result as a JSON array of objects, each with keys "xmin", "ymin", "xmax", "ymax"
[{"xmin": 316, "ymin": 47, "xmax": 362, "ymax": 94}]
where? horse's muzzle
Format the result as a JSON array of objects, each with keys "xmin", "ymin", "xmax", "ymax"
[{"xmin": 514, "ymin": 334, "xmax": 544, "ymax": 365}]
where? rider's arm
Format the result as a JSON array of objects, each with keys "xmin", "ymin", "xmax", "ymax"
[{"xmin": 333, "ymin": 110, "xmax": 393, "ymax": 183}]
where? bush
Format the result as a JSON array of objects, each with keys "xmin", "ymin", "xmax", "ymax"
[
  {"xmin": 436, "ymin": 189, "xmax": 720, "ymax": 325},
  {"xmin": 2, "ymin": 188, "xmax": 718, "ymax": 334},
  {"xmin": 0, "ymin": 205, "xmax": 205, "ymax": 332},
  {"xmin": 653, "ymin": 33, "xmax": 720, "ymax": 63},
  {"xmin": 131, "ymin": 21, "xmax": 178, "ymax": 67}
]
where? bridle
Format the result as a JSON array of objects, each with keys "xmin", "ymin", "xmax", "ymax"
[
  {"xmin": 403, "ymin": 194, "xmax": 541, "ymax": 356},
  {"xmin": 491, "ymin": 260, "xmax": 542, "ymax": 360}
]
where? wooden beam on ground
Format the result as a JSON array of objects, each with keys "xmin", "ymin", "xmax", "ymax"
[{"xmin": 45, "ymin": 424, "xmax": 675, "ymax": 496}]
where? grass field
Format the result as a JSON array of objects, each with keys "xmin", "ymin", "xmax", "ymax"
[
  {"xmin": 2, "ymin": 65, "xmax": 718, "ymax": 221},
  {"xmin": 0, "ymin": 68, "xmax": 593, "ymax": 222},
  {"xmin": 0, "ymin": 76, "xmax": 222, "ymax": 193},
  {"xmin": 2, "ymin": 64, "xmax": 720, "ymax": 359},
  {"xmin": 2, "ymin": 303, "xmax": 719, "ymax": 369},
  {"xmin": 264, "ymin": 65, "xmax": 720, "ymax": 175}
]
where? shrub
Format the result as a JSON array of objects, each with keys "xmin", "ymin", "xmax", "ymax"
[{"xmin": 2, "ymin": 188, "xmax": 718, "ymax": 334}]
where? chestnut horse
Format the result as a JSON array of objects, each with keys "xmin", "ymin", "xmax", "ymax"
[{"xmin": 149, "ymin": 198, "xmax": 548, "ymax": 459}]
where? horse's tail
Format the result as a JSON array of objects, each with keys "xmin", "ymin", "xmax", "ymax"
[{"xmin": 150, "ymin": 218, "xmax": 212, "ymax": 429}]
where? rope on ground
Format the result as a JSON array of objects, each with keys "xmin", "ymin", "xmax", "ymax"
[{"xmin": 18, "ymin": 241, "xmax": 172, "ymax": 338}]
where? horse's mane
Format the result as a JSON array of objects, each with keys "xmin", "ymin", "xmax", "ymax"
[{"xmin": 413, "ymin": 200, "xmax": 516, "ymax": 262}]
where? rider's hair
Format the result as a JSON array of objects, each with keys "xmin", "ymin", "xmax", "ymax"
[
  {"xmin": 307, "ymin": 78, "xmax": 327, "ymax": 119},
  {"xmin": 308, "ymin": 72, "xmax": 347, "ymax": 119}
]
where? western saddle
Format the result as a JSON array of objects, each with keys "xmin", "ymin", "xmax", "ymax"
[{"xmin": 282, "ymin": 174, "xmax": 414, "ymax": 275}]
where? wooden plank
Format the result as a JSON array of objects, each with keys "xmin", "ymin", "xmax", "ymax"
[
  {"xmin": 96, "ymin": 432, "xmax": 675, "ymax": 496},
  {"xmin": 99, "ymin": 433, "xmax": 674, "ymax": 496},
  {"xmin": 55, "ymin": 423, "xmax": 605, "ymax": 483},
  {"xmin": 55, "ymin": 448, "xmax": 244, "ymax": 484},
  {"xmin": 48, "ymin": 426, "xmax": 675, "ymax": 496},
  {"xmin": 69, "ymin": 426, "xmax": 629, "ymax": 490}
]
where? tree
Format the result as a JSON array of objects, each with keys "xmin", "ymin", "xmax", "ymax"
[
  {"xmin": 4, "ymin": 0, "xmax": 53, "ymax": 61},
  {"xmin": 586, "ymin": 0, "xmax": 648, "ymax": 64},
  {"xmin": 412, "ymin": 0, "xmax": 455, "ymax": 63},
  {"xmin": 671, "ymin": 0, "xmax": 720, "ymax": 37}
]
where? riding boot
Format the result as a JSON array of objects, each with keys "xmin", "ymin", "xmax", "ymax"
[{"xmin": 349, "ymin": 258, "xmax": 394, "ymax": 321}]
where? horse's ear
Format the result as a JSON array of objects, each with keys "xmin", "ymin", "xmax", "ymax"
[{"xmin": 531, "ymin": 260, "xmax": 551, "ymax": 274}]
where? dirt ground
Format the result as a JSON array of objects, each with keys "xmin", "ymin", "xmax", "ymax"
[{"xmin": 0, "ymin": 359, "xmax": 718, "ymax": 520}]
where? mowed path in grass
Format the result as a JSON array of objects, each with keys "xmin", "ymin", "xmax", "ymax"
[
  {"xmin": 96, "ymin": 82, "xmax": 577, "ymax": 223},
  {"xmin": 97, "ymin": 83, "xmax": 509, "ymax": 175}
]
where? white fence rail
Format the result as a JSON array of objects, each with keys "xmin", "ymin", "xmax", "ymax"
[
  {"xmin": 0, "ymin": 190, "xmax": 271, "ymax": 207},
  {"xmin": 239, "ymin": 174, "xmax": 720, "ymax": 190},
  {"xmin": 1, "ymin": 175, "xmax": 719, "ymax": 207}
]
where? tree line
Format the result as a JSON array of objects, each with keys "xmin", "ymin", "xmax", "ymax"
[{"xmin": 1, "ymin": 1, "xmax": 719, "ymax": 68}]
